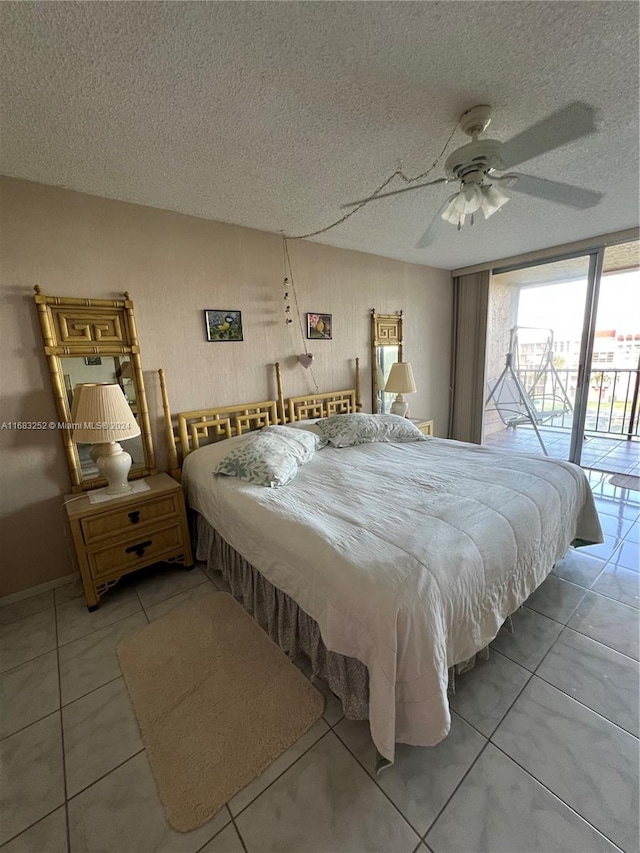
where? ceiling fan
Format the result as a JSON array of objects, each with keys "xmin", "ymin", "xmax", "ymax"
[{"xmin": 343, "ymin": 102, "xmax": 604, "ymax": 237}]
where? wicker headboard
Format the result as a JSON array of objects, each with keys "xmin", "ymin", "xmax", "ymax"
[
  {"xmin": 286, "ymin": 389, "xmax": 356, "ymax": 422},
  {"xmin": 275, "ymin": 358, "xmax": 362, "ymax": 423},
  {"xmin": 158, "ymin": 369, "xmax": 279, "ymax": 479},
  {"xmin": 159, "ymin": 357, "xmax": 362, "ymax": 479}
]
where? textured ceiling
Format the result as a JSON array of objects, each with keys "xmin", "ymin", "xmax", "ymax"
[{"xmin": 1, "ymin": 1, "xmax": 638, "ymax": 270}]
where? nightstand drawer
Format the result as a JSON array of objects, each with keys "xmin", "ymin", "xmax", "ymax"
[
  {"xmin": 87, "ymin": 523, "xmax": 184, "ymax": 579},
  {"xmin": 81, "ymin": 493, "xmax": 180, "ymax": 544}
]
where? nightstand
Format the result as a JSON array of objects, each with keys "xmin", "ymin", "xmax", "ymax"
[
  {"xmin": 64, "ymin": 473, "xmax": 194, "ymax": 610},
  {"xmin": 409, "ymin": 418, "xmax": 434, "ymax": 437}
]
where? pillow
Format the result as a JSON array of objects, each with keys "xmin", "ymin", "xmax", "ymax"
[
  {"xmin": 315, "ymin": 413, "xmax": 425, "ymax": 447},
  {"xmin": 278, "ymin": 418, "xmax": 327, "ymax": 445},
  {"xmin": 213, "ymin": 433, "xmax": 300, "ymax": 487},
  {"xmin": 261, "ymin": 424, "xmax": 325, "ymax": 459},
  {"xmin": 212, "ymin": 426, "xmax": 323, "ymax": 488}
]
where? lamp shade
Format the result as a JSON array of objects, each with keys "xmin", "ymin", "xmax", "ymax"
[
  {"xmin": 72, "ymin": 384, "xmax": 141, "ymax": 444},
  {"xmin": 441, "ymin": 182, "xmax": 510, "ymax": 229},
  {"xmin": 384, "ymin": 362, "xmax": 417, "ymax": 395}
]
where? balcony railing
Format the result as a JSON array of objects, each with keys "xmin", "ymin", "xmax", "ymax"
[{"xmin": 518, "ymin": 367, "xmax": 640, "ymax": 439}]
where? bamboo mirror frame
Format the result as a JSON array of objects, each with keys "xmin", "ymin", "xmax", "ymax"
[
  {"xmin": 371, "ymin": 309, "xmax": 404, "ymax": 414},
  {"xmin": 34, "ymin": 287, "xmax": 156, "ymax": 492}
]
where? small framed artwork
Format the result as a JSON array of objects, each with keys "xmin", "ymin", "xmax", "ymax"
[
  {"xmin": 306, "ymin": 313, "xmax": 332, "ymax": 340},
  {"xmin": 84, "ymin": 356, "xmax": 102, "ymax": 366},
  {"xmin": 204, "ymin": 310, "xmax": 243, "ymax": 342}
]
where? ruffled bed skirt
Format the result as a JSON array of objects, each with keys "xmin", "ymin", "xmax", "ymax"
[
  {"xmin": 195, "ymin": 513, "xmax": 370, "ymax": 719},
  {"xmin": 194, "ymin": 512, "xmax": 509, "ymax": 722}
]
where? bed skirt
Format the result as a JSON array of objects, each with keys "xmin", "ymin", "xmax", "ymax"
[
  {"xmin": 194, "ymin": 512, "xmax": 503, "ymax": 723},
  {"xmin": 194, "ymin": 513, "xmax": 370, "ymax": 719}
]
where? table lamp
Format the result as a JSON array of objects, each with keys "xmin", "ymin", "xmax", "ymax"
[
  {"xmin": 384, "ymin": 362, "xmax": 416, "ymax": 417},
  {"xmin": 72, "ymin": 384, "xmax": 141, "ymax": 494}
]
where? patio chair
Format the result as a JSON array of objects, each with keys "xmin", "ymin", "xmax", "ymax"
[{"xmin": 486, "ymin": 354, "xmax": 571, "ymax": 456}]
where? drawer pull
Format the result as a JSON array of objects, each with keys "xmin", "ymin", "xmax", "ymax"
[
  {"xmin": 125, "ymin": 540, "xmax": 152, "ymax": 558},
  {"xmin": 128, "ymin": 510, "xmax": 141, "ymax": 525}
]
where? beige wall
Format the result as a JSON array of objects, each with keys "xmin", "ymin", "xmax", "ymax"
[{"xmin": 0, "ymin": 176, "xmax": 453, "ymax": 596}]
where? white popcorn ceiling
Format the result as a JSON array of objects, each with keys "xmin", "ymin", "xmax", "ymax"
[{"xmin": 1, "ymin": 1, "xmax": 638, "ymax": 270}]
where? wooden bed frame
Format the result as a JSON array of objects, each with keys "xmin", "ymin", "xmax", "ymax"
[{"xmin": 159, "ymin": 358, "xmax": 361, "ymax": 479}]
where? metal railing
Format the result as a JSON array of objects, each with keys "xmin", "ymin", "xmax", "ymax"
[{"xmin": 518, "ymin": 367, "xmax": 640, "ymax": 439}]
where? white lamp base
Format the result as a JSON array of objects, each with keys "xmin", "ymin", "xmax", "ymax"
[
  {"xmin": 94, "ymin": 442, "xmax": 134, "ymax": 494},
  {"xmin": 390, "ymin": 395, "xmax": 409, "ymax": 417}
]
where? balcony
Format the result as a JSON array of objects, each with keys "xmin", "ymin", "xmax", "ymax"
[{"xmin": 485, "ymin": 367, "xmax": 640, "ymax": 475}]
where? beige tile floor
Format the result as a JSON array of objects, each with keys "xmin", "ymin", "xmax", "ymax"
[
  {"xmin": 484, "ymin": 427, "xmax": 640, "ymax": 476},
  {"xmin": 1, "ymin": 469, "xmax": 639, "ymax": 853}
]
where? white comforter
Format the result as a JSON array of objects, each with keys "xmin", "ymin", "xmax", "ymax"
[{"xmin": 183, "ymin": 437, "xmax": 602, "ymax": 762}]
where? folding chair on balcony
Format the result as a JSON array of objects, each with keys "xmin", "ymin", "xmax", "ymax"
[{"xmin": 486, "ymin": 353, "xmax": 571, "ymax": 456}]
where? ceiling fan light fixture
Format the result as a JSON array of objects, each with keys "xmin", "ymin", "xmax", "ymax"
[
  {"xmin": 441, "ymin": 194, "xmax": 462, "ymax": 224},
  {"xmin": 461, "ymin": 183, "xmax": 484, "ymax": 212},
  {"xmin": 481, "ymin": 183, "xmax": 510, "ymax": 215},
  {"xmin": 442, "ymin": 181, "xmax": 510, "ymax": 228}
]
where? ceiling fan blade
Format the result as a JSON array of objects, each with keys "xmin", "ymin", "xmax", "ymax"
[
  {"xmin": 499, "ymin": 102, "xmax": 598, "ymax": 169},
  {"xmin": 341, "ymin": 178, "xmax": 449, "ymax": 209},
  {"xmin": 505, "ymin": 173, "xmax": 604, "ymax": 209},
  {"xmin": 415, "ymin": 197, "xmax": 451, "ymax": 248},
  {"xmin": 415, "ymin": 219, "xmax": 439, "ymax": 249}
]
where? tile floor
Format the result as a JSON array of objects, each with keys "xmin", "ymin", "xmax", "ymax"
[
  {"xmin": 484, "ymin": 427, "xmax": 640, "ymax": 476},
  {"xmin": 1, "ymin": 469, "xmax": 639, "ymax": 853}
]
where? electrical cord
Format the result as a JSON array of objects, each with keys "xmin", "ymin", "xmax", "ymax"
[{"xmin": 279, "ymin": 118, "xmax": 460, "ymax": 390}]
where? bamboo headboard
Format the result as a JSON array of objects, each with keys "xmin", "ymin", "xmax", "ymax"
[
  {"xmin": 281, "ymin": 357, "xmax": 361, "ymax": 423},
  {"xmin": 159, "ymin": 358, "xmax": 361, "ymax": 479},
  {"xmin": 286, "ymin": 389, "xmax": 357, "ymax": 423},
  {"xmin": 158, "ymin": 370, "xmax": 279, "ymax": 479}
]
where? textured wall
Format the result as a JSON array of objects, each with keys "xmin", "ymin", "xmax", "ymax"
[{"xmin": 0, "ymin": 177, "xmax": 452, "ymax": 596}]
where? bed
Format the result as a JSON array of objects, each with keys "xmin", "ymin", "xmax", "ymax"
[{"xmin": 158, "ymin": 363, "xmax": 603, "ymax": 764}]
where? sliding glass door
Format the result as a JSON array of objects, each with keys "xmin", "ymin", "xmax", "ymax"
[
  {"xmin": 484, "ymin": 254, "xmax": 594, "ymax": 462},
  {"xmin": 580, "ymin": 244, "xmax": 640, "ymax": 474},
  {"xmin": 483, "ymin": 240, "xmax": 640, "ymax": 475}
]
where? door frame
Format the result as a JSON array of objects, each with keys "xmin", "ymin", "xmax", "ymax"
[{"xmin": 492, "ymin": 246, "xmax": 605, "ymax": 467}]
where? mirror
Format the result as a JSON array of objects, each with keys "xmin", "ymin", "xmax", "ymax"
[
  {"xmin": 371, "ymin": 310, "xmax": 403, "ymax": 413},
  {"xmin": 64, "ymin": 357, "xmax": 145, "ymax": 480},
  {"xmin": 34, "ymin": 288, "xmax": 156, "ymax": 492}
]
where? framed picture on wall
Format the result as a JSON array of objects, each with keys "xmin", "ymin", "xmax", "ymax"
[
  {"xmin": 84, "ymin": 356, "xmax": 102, "ymax": 366},
  {"xmin": 204, "ymin": 310, "xmax": 243, "ymax": 342},
  {"xmin": 306, "ymin": 313, "xmax": 332, "ymax": 340}
]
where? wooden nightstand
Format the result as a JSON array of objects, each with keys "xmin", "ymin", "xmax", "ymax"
[
  {"xmin": 64, "ymin": 473, "xmax": 194, "ymax": 610},
  {"xmin": 409, "ymin": 418, "xmax": 434, "ymax": 437}
]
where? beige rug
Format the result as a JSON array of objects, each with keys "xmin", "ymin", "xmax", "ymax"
[
  {"xmin": 609, "ymin": 474, "xmax": 640, "ymax": 491},
  {"xmin": 117, "ymin": 592, "xmax": 324, "ymax": 831}
]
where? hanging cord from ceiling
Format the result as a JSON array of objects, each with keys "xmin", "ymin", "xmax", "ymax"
[
  {"xmin": 282, "ymin": 236, "xmax": 319, "ymax": 392},
  {"xmin": 284, "ymin": 117, "xmax": 460, "ymax": 242},
  {"xmin": 279, "ymin": 117, "xmax": 460, "ymax": 391}
]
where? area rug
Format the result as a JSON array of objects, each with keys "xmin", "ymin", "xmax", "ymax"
[
  {"xmin": 117, "ymin": 592, "xmax": 324, "ymax": 831},
  {"xmin": 609, "ymin": 474, "xmax": 640, "ymax": 491}
]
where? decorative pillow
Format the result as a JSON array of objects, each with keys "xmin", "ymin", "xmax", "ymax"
[
  {"xmin": 262, "ymin": 424, "xmax": 327, "ymax": 456},
  {"xmin": 213, "ymin": 433, "xmax": 301, "ymax": 487},
  {"xmin": 316, "ymin": 413, "xmax": 426, "ymax": 447},
  {"xmin": 277, "ymin": 419, "xmax": 327, "ymax": 446}
]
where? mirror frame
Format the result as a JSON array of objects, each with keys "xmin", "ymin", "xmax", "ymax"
[
  {"xmin": 371, "ymin": 309, "xmax": 404, "ymax": 414},
  {"xmin": 34, "ymin": 287, "xmax": 156, "ymax": 492}
]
